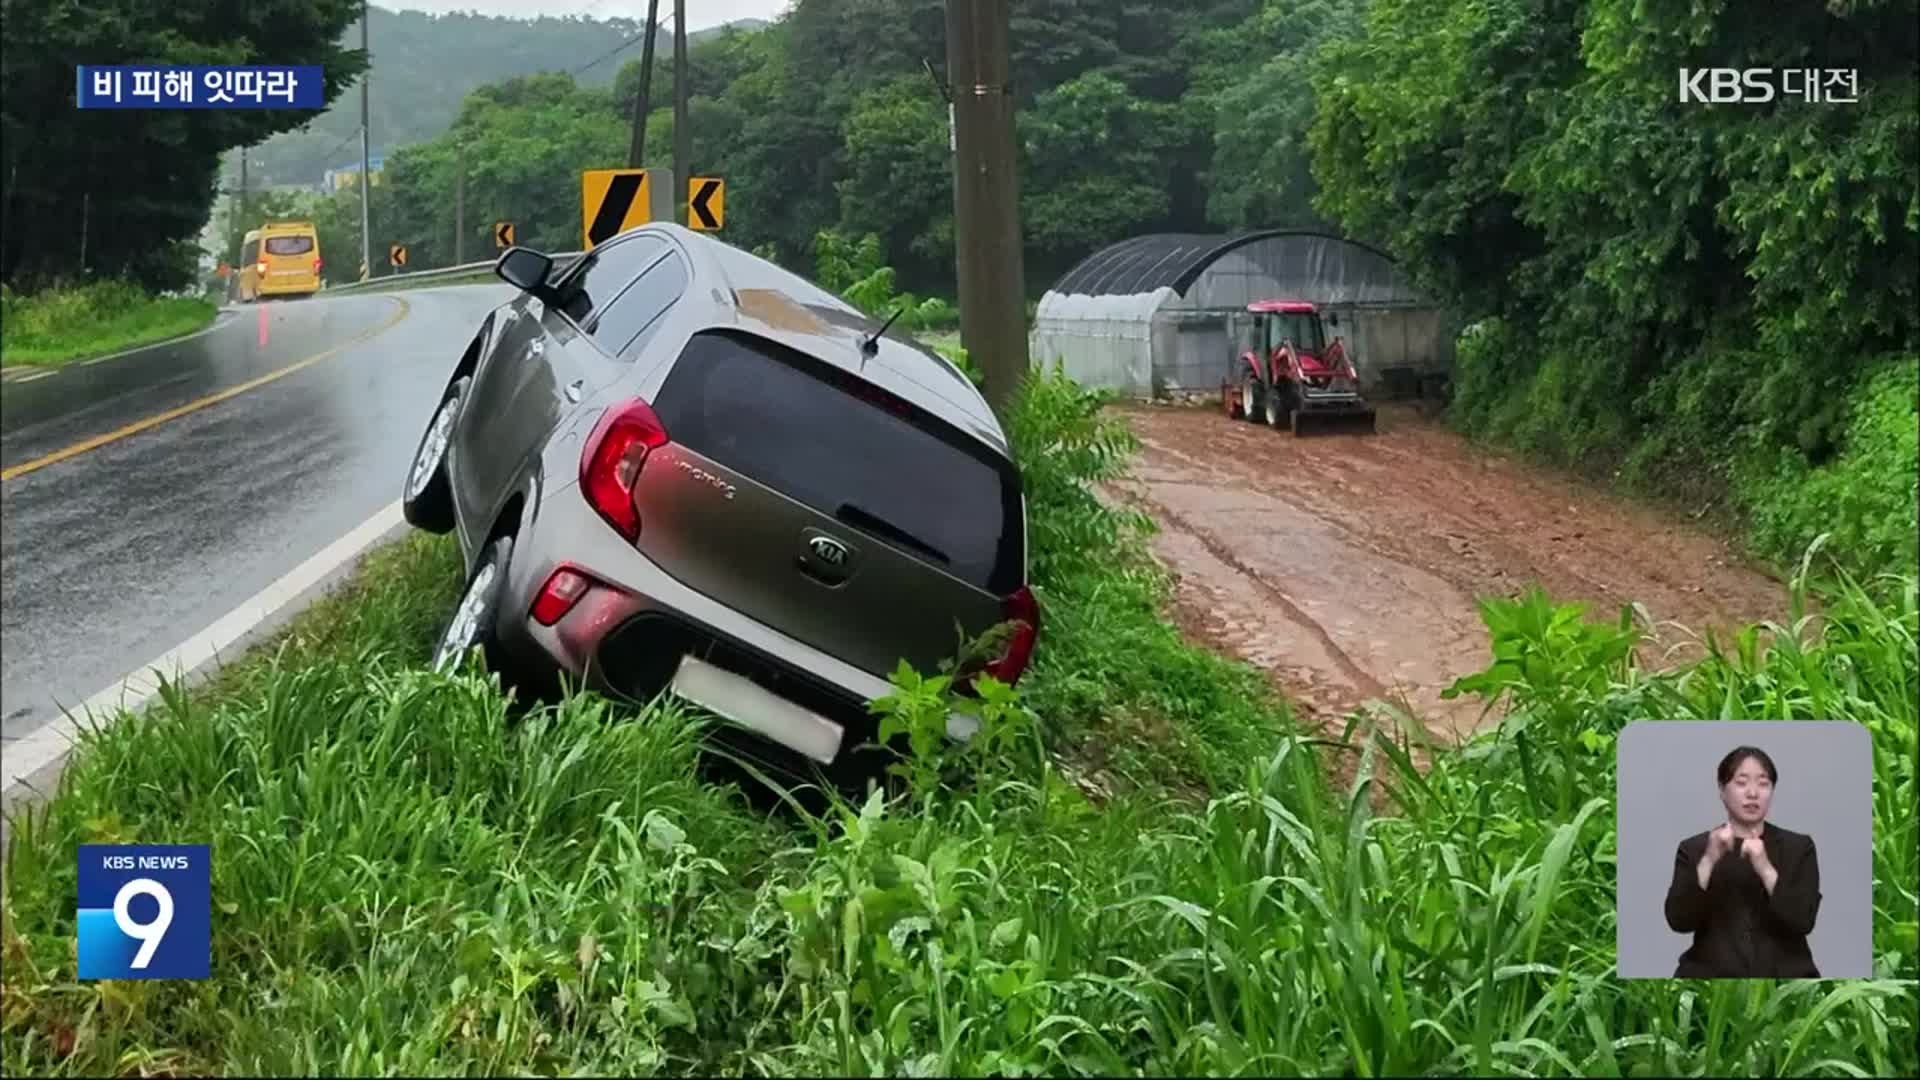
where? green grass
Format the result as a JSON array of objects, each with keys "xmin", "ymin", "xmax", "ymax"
[
  {"xmin": 0, "ymin": 280, "xmax": 217, "ymax": 368},
  {"xmin": 2, "ymin": 370, "xmax": 1915, "ymax": 1076}
]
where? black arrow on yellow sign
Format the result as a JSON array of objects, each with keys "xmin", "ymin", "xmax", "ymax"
[
  {"xmin": 389, "ymin": 244, "xmax": 407, "ymax": 268},
  {"xmin": 587, "ymin": 172, "xmax": 647, "ymax": 246},
  {"xmin": 689, "ymin": 177, "xmax": 724, "ymax": 231},
  {"xmin": 494, "ymin": 221, "xmax": 514, "ymax": 248}
]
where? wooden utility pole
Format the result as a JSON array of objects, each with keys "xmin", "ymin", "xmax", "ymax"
[
  {"xmin": 358, "ymin": 0, "xmax": 373, "ymax": 281},
  {"xmin": 944, "ymin": 0, "xmax": 1028, "ymax": 417},
  {"xmin": 628, "ymin": 0, "xmax": 661, "ymax": 167},
  {"xmin": 672, "ymin": 0, "xmax": 689, "ymax": 224}
]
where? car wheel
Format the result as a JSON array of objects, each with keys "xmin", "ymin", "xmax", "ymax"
[
  {"xmin": 433, "ymin": 535, "xmax": 511, "ymax": 675},
  {"xmin": 404, "ymin": 376, "xmax": 469, "ymax": 533}
]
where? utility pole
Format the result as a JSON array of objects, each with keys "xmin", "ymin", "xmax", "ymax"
[
  {"xmin": 239, "ymin": 147, "xmax": 249, "ymax": 230},
  {"xmin": 627, "ymin": 0, "xmax": 660, "ymax": 167},
  {"xmin": 454, "ymin": 139, "xmax": 465, "ymax": 264},
  {"xmin": 944, "ymin": 0, "xmax": 1029, "ymax": 417},
  {"xmin": 358, "ymin": 0, "xmax": 372, "ymax": 281},
  {"xmin": 227, "ymin": 149, "xmax": 241, "ymax": 258},
  {"xmin": 672, "ymin": 0, "xmax": 689, "ymax": 224}
]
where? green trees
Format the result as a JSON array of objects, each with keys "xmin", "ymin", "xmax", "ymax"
[
  {"xmin": 838, "ymin": 78, "xmax": 956, "ymax": 289},
  {"xmin": 0, "ymin": 0, "xmax": 367, "ymax": 291},
  {"xmin": 1197, "ymin": 0, "xmax": 1361, "ymax": 232},
  {"xmin": 1310, "ymin": 0, "xmax": 1919, "ymax": 573},
  {"xmin": 1018, "ymin": 72, "xmax": 1193, "ymax": 287}
]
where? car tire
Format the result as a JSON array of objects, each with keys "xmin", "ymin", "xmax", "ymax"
[
  {"xmin": 433, "ymin": 534, "xmax": 512, "ymax": 676},
  {"xmin": 404, "ymin": 376, "xmax": 469, "ymax": 533}
]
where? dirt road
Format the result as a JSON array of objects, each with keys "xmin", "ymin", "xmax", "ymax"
[{"xmin": 1106, "ymin": 402, "xmax": 1788, "ymax": 742}]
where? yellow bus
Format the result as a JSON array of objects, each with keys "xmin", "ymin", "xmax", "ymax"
[{"xmin": 235, "ymin": 221, "xmax": 322, "ymax": 301}]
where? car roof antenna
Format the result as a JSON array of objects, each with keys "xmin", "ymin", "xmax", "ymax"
[{"xmin": 860, "ymin": 305, "xmax": 905, "ymax": 360}]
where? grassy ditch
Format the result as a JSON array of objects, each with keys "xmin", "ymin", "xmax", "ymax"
[
  {"xmin": 2, "ymin": 370, "xmax": 1915, "ymax": 1076},
  {"xmin": 0, "ymin": 281, "xmax": 217, "ymax": 368}
]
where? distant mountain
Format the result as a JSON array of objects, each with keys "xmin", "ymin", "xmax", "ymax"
[
  {"xmin": 697, "ymin": 18, "xmax": 769, "ymax": 40},
  {"xmin": 240, "ymin": 8, "xmax": 769, "ymax": 189}
]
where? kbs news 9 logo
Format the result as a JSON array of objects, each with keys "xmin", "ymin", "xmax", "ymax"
[{"xmin": 76, "ymin": 845, "xmax": 211, "ymax": 980}]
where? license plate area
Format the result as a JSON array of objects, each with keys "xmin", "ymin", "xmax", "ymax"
[{"xmin": 668, "ymin": 654, "xmax": 845, "ymax": 764}]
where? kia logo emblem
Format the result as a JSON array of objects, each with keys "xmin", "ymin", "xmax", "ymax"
[{"xmin": 807, "ymin": 535, "xmax": 850, "ymax": 566}]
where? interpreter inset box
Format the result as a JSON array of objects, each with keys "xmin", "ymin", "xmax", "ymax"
[{"xmin": 1615, "ymin": 721, "xmax": 1872, "ymax": 979}]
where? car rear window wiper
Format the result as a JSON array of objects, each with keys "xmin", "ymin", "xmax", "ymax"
[{"xmin": 836, "ymin": 502, "xmax": 950, "ymax": 565}]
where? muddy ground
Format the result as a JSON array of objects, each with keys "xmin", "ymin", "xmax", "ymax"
[{"xmin": 1104, "ymin": 401, "xmax": 1789, "ymax": 747}]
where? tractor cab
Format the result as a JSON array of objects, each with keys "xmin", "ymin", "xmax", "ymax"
[
  {"xmin": 1257, "ymin": 303, "xmax": 1337, "ymax": 375},
  {"xmin": 1222, "ymin": 299, "xmax": 1378, "ymax": 435}
]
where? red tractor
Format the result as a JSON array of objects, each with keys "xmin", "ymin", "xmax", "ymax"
[{"xmin": 1221, "ymin": 300, "xmax": 1377, "ymax": 435}]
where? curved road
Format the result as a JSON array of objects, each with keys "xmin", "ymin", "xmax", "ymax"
[{"xmin": 1, "ymin": 284, "xmax": 511, "ymax": 768}]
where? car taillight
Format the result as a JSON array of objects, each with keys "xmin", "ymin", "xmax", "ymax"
[
  {"xmin": 531, "ymin": 567, "xmax": 592, "ymax": 625},
  {"xmin": 313, "ymin": 256, "xmax": 323, "ymax": 273},
  {"xmin": 958, "ymin": 585, "xmax": 1041, "ymax": 691},
  {"xmin": 988, "ymin": 586, "xmax": 1041, "ymax": 683},
  {"xmin": 579, "ymin": 397, "xmax": 669, "ymax": 541}
]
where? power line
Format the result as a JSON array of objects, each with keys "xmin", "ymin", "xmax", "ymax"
[
  {"xmin": 571, "ymin": 28, "xmax": 650, "ymax": 77},
  {"xmin": 571, "ymin": 13, "xmax": 677, "ymax": 78},
  {"xmin": 316, "ymin": 125, "xmax": 363, "ymax": 169}
]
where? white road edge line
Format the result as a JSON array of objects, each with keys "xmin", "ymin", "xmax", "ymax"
[
  {"xmin": 3, "ymin": 500, "xmax": 406, "ymax": 798},
  {"xmin": 77, "ymin": 312, "xmax": 240, "ymax": 366}
]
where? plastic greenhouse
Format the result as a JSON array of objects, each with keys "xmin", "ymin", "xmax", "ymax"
[{"xmin": 1029, "ymin": 230, "xmax": 1455, "ymax": 398}]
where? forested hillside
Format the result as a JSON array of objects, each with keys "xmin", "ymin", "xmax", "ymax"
[{"xmin": 235, "ymin": 9, "xmax": 768, "ymax": 189}]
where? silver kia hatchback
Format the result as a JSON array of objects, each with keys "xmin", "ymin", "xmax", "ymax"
[{"xmin": 401, "ymin": 223, "xmax": 1037, "ymax": 785}]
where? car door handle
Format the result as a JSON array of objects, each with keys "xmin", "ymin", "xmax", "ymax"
[
  {"xmin": 564, "ymin": 378, "xmax": 584, "ymax": 403},
  {"xmin": 526, "ymin": 338, "xmax": 544, "ymax": 358}
]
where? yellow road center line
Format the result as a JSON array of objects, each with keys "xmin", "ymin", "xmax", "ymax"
[{"xmin": 2, "ymin": 297, "xmax": 412, "ymax": 483}]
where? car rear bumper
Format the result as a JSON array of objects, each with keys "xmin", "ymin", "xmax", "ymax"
[{"xmin": 494, "ymin": 478, "xmax": 980, "ymax": 775}]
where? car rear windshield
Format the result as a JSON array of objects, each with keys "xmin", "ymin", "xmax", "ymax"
[
  {"xmin": 654, "ymin": 330, "xmax": 1023, "ymax": 594},
  {"xmin": 264, "ymin": 235, "xmax": 314, "ymax": 255}
]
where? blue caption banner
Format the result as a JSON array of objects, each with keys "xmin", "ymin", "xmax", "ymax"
[
  {"xmin": 76, "ymin": 65, "xmax": 325, "ymax": 109},
  {"xmin": 76, "ymin": 844, "xmax": 211, "ymax": 980}
]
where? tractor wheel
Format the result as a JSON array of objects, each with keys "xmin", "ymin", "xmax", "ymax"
[
  {"xmin": 1240, "ymin": 375, "xmax": 1263, "ymax": 423},
  {"xmin": 1264, "ymin": 386, "xmax": 1288, "ymax": 429}
]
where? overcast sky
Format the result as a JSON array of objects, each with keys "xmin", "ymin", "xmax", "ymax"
[{"xmin": 386, "ymin": 1, "xmax": 792, "ymax": 33}]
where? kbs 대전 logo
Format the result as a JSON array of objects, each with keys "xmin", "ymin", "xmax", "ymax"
[
  {"xmin": 1678, "ymin": 68, "xmax": 1860, "ymax": 104},
  {"xmin": 76, "ymin": 844, "xmax": 211, "ymax": 979}
]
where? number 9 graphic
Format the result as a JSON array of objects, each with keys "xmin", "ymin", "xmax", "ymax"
[{"xmin": 113, "ymin": 878, "xmax": 174, "ymax": 969}]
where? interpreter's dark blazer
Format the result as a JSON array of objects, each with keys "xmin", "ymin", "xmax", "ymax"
[{"xmin": 1663, "ymin": 822, "xmax": 1822, "ymax": 979}]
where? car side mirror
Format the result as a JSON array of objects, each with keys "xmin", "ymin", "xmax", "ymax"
[{"xmin": 495, "ymin": 246, "xmax": 553, "ymax": 293}]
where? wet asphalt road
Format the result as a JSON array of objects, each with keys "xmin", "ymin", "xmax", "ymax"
[{"xmin": 0, "ymin": 284, "xmax": 515, "ymax": 745}]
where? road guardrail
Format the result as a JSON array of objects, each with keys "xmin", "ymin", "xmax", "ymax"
[{"xmin": 325, "ymin": 251, "xmax": 586, "ymax": 294}]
